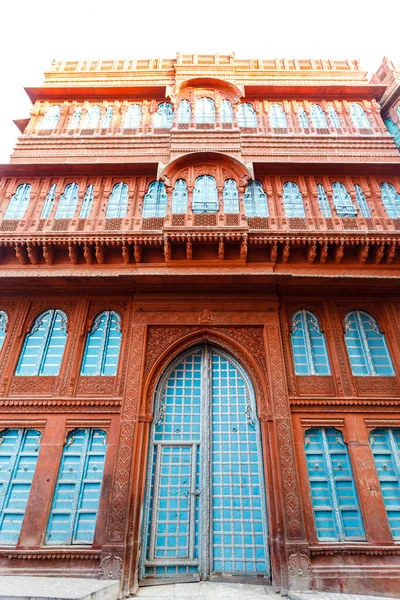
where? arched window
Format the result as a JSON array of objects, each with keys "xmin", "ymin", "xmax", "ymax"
[
  {"xmin": 354, "ymin": 184, "xmax": 371, "ymax": 217},
  {"xmin": 16, "ymin": 309, "xmax": 68, "ymax": 376},
  {"xmin": 46, "ymin": 429, "xmax": 107, "ymax": 545},
  {"xmin": 4, "ymin": 183, "xmax": 31, "ymax": 220},
  {"xmin": 220, "ymin": 99, "xmax": 233, "ymax": 123},
  {"xmin": 369, "ymin": 428, "xmax": 400, "ymax": 539},
  {"xmin": 310, "ymin": 104, "xmax": 328, "ymax": 129},
  {"xmin": 171, "ymin": 179, "xmax": 188, "ymax": 214},
  {"xmin": 106, "ymin": 182, "xmax": 129, "ymax": 218},
  {"xmin": 350, "ymin": 103, "xmax": 371, "ymax": 129},
  {"xmin": 193, "ymin": 175, "xmax": 218, "ymax": 213},
  {"xmin": 154, "ymin": 103, "xmax": 174, "ymax": 129},
  {"xmin": 40, "ymin": 184, "xmax": 56, "ymax": 219},
  {"xmin": 223, "ymin": 179, "xmax": 239, "ymax": 213},
  {"xmin": 328, "ymin": 106, "xmax": 341, "ymax": 129},
  {"xmin": 282, "ymin": 182, "xmax": 305, "ymax": 217},
  {"xmin": 82, "ymin": 105, "xmax": 101, "ymax": 129},
  {"xmin": 81, "ymin": 311, "xmax": 122, "ymax": 376},
  {"xmin": 332, "ymin": 182, "xmax": 357, "ymax": 217},
  {"xmin": 0, "ymin": 428, "xmax": 42, "ymax": 544},
  {"xmin": 269, "ymin": 103, "xmax": 288, "ymax": 129},
  {"xmin": 298, "ymin": 106, "xmax": 309, "ymax": 129},
  {"xmin": 291, "ymin": 310, "xmax": 331, "ymax": 375},
  {"xmin": 79, "ymin": 185, "xmax": 94, "ymax": 219},
  {"xmin": 237, "ymin": 103, "xmax": 257, "ymax": 128},
  {"xmin": 317, "ymin": 184, "xmax": 332, "ymax": 217},
  {"xmin": 381, "ymin": 182, "xmax": 400, "ymax": 218},
  {"xmin": 55, "ymin": 183, "xmax": 79, "ymax": 219},
  {"xmin": 195, "ymin": 98, "xmax": 216, "ymax": 124},
  {"xmin": 41, "ymin": 105, "xmax": 60, "ymax": 130},
  {"xmin": 0, "ymin": 311, "xmax": 8, "ymax": 352},
  {"xmin": 124, "ymin": 104, "xmax": 142, "ymax": 129},
  {"xmin": 344, "ymin": 310, "xmax": 394, "ymax": 376},
  {"xmin": 101, "ymin": 106, "xmax": 113, "ymax": 129},
  {"xmin": 177, "ymin": 100, "xmax": 191, "ymax": 124},
  {"xmin": 385, "ymin": 118, "xmax": 400, "ymax": 147},
  {"xmin": 142, "ymin": 181, "xmax": 168, "ymax": 217},
  {"xmin": 70, "ymin": 107, "xmax": 82, "ymax": 129},
  {"xmin": 305, "ymin": 427, "xmax": 365, "ymax": 541},
  {"xmin": 243, "ymin": 181, "xmax": 268, "ymax": 217}
]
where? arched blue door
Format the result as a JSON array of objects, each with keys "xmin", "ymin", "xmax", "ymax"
[{"xmin": 141, "ymin": 346, "xmax": 269, "ymax": 583}]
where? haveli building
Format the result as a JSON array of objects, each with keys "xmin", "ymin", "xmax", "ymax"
[{"xmin": 0, "ymin": 54, "xmax": 400, "ymax": 598}]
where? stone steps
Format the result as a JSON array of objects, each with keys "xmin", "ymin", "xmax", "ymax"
[{"xmin": 0, "ymin": 576, "xmax": 120, "ymax": 600}]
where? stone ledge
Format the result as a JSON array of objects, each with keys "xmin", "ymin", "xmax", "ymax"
[{"xmin": 0, "ymin": 576, "xmax": 119, "ymax": 600}]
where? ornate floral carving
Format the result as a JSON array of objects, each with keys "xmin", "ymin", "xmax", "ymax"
[
  {"xmin": 77, "ymin": 377, "xmax": 115, "ymax": 396},
  {"xmin": 287, "ymin": 549, "xmax": 312, "ymax": 590},
  {"xmin": 99, "ymin": 547, "xmax": 123, "ymax": 579},
  {"xmin": 10, "ymin": 376, "xmax": 55, "ymax": 396}
]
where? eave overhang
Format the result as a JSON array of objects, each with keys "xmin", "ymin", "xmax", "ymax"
[
  {"xmin": 244, "ymin": 84, "xmax": 386, "ymax": 100},
  {"xmin": 24, "ymin": 85, "xmax": 168, "ymax": 103},
  {"xmin": 0, "ymin": 162, "xmax": 159, "ymax": 178}
]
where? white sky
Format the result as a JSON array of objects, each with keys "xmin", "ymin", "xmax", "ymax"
[{"xmin": 1, "ymin": 0, "xmax": 399, "ymax": 163}]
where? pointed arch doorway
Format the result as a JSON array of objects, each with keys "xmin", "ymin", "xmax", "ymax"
[{"xmin": 140, "ymin": 345, "xmax": 270, "ymax": 584}]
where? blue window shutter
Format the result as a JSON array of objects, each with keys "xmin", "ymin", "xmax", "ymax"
[
  {"xmin": 124, "ymin": 104, "xmax": 142, "ymax": 129},
  {"xmin": 317, "ymin": 184, "xmax": 332, "ymax": 217},
  {"xmin": 237, "ymin": 104, "xmax": 257, "ymax": 128},
  {"xmin": 344, "ymin": 311, "xmax": 394, "ymax": 376},
  {"xmin": 171, "ymin": 179, "xmax": 188, "ymax": 214},
  {"xmin": 195, "ymin": 98, "xmax": 216, "ymax": 124},
  {"xmin": 106, "ymin": 182, "xmax": 129, "ymax": 218},
  {"xmin": 154, "ymin": 103, "xmax": 174, "ymax": 129},
  {"xmin": 354, "ymin": 185, "xmax": 371, "ymax": 217},
  {"xmin": 298, "ymin": 107, "xmax": 309, "ymax": 129},
  {"xmin": 16, "ymin": 310, "xmax": 68, "ymax": 376},
  {"xmin": 46, "ymin": 429, "xmax": 107, "ymax": 545},
  {"xmin": 41, "ymin": 184, "xmax": 57, "ymax": 219},
  {"xmin": 55, "ymin": 183, "xmax": 79, "ymax": 219},
  {"xmin": 370, "ymin": 428, "xmax": 400, "ymax": 539},
  {"xmin": 82, "ymin": 105, "xmax": 101, "ymax": 129},
  {"xmin": 192, "ymin": 176, "xmax": 218, "ymax": 214},
  {"xmin": 79, "ymin": 185, "xmax": 94, "ymax": 219},
  {"xmin": 41, "ymin": 106, "xmax": 61, "ymax": 130},
  {"xmin": 0, "ymin": 311, "xmax": 8, "ymax": 352},
  {"xmin": 4, "ymin": 184, "xmax": 32, "ymax": 220},
  {"xmin": 81, "ymin": 311, "xmax": 122, "ymax": 376},
  {"xmin": 381, "ymin": 182, "xmax": 400, "ymax": 218},
  {"xmin": 177, "ymin": 100, "xmax": 191, "ymax": 124},
  {"xmin": 143, "ymin": 181, "xmax": 168, "ymax": 218},
  {"xmin": 350, "ymin": 103, "xmax": 371, "ymax": 129},
  {"xmin": 282, "ymin": 182, "xmax": 305, "ymax": 217},
  {"xmin": 385, "ymin": 119, "xmax": 400, "ymax": 148},
  {"xmin": 243, "ymin": 181, "xmax": 268, "ymax": 217},
  {"xmin": 305, "ymin": 427, "xmax": 365, "ymax": 541},
  {"xmin": 269, "ymin": 104, "xmax": 287, "ymax": 129},
  {"xmin": 328, "ymin": 106, "xmax": 341, "ymax": 129},
  {"xmin": 220, "ymin": 100, "xmax": 233, "ymax": 123},
  {"xmin": 223, "ymin": 180, "xmax": 239, "ymax": 214},
  {"xmin": 310, "ymin": 104, "xmax": 328, "ymax": 129},
  {"xmin": 332, "ymin": 182, "xmax": 357, "ymax": 217},
  {"xmin": 291, "ymin": 311, "xmax": 331, "ymax": 375},
  {"xmin": 102, "ymin": 107, "xmax": 113, "ymax": 128},
  {"xmin": 0, "ymin": 429, "xmax": 41, "ymax": 544}
]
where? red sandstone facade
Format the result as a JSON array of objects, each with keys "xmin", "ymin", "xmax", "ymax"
[{"xmin": 0, "ymin": 55, "xmax": 400, "ymax": 597}]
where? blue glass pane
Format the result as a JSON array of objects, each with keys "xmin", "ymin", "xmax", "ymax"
[
  {"xmin": 282, "ymin": 182, "xmax": 305, "ymax": 217},
  {"xmin": 332, "ymin": 182, "xmax": 357, "ymax": 217},
  {"xmin": 177, "ymin": 100, "xmax": 191, "ymax": 124},
  {"xmin": 350, "ymin": 103, "xmax": 370, "ymax": 129},
  {"xmin": 81, "ymin": 311, "xmax": 122, "ymax": 376},
  {"xmin": 237, "ymin": 104, "xmax": 257, "ymax": 128},
  {"xmin": 102, "ymin": 107, "xmax": 113, "ymax": 128},
  {"xmin": 223, "ymin": 180, "xmax": 239, "ymax": 213},
  {"xmin": 16, "ymin": 310, "xmax": 67, "ymax": 376},
  {"xmin": 79, "ymin": 185, "xmax": 94, "ymax": 219},
  {"xmin": 106, "ymin": 182, "xmax": 129, "ymax": 218},
  {"xmin": 5, "ymin": 184, "xmax": 31, "ymax": 220},
  {"xmin": 381, "ymin": 183, "xmax": 400, "ymax": 218},
  {"xmin": 143, "ymin": 181, "xmax": 168, "ymax": 218},
  {"xmin": 193, "ymin": 176, "xmax": 218, "ymax": 214},
  {"xmin": 172, "ymin": 179, "xmax": 188, "ymax": 214},
  {"xmin": 46, "ymin": 429, "xmax": 106, "ymax": 545},
  {"xmin": 243, "ymin": 181, "xmax": 268, "ymax": 217},
  {"xmin": 310, "ymin": 104, "xmax": 328, "ymax": 129},
  {"xmin": 41, "ymin": 106, "xmax": 60, "ymax": 130},
  {"xmin": 370, "ymin": 428, "xmax": 400, "ymax": 538},
  {"xmin": 41, "ymin": 184, "xmax": 56, "ymax": 219},
  {"xmin": 70, "ymin": 107, "xmax": 82, "ymax": 129},
  {"xmin": 0, "ymin": 311, "xmax": 7, "ymax": 352},
  {"xmin": 291, "ymin": 311, "xmax": 331, "ymax": 375},
  {"xmin": 82, "ymin": 105, "xmax": 100, "ymax": 129},
  {"xmin": 124, "ymin": 104, "xmax": 142, "ymax": 129},
  {"xmin": 345, "ymin": 311, "xmax": 394, "ymax": 376},
  {"xmin": 0, "ymin": 429, "xmax": 41, "ymax": 545},
  {"xmin": 154, "ymin": 103, "xmax": 174, "ymax": 129},
  {"xmin": 195, "ymin": 98, "xmax": 215, "ymax": 124},
  {"xmin": 317, "ymin": 184, "xmax": 332, "ymax": 217},
  {"xmin": 298, "ymin": 107, "xmax": 309, "ymax": 129},
  {"xmin": 269, "ymin": 104, "xmax": 287, "ymax": 129},
  {"xmin": 220, "ymin": 100, "xmax": 233, "ymax": 124},
  {"xmin": 55, "ymin": 183, "xmax": 79, "ymax": 219},
  {"xmin": 354, "ymin": 185, "xmax": 371, "ymax": 218},
  {"xmin": 328, "ymin": 106, "xmax": 341, "ymax": 129}
]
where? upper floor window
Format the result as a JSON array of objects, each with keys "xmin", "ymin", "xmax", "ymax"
[
  {"xmin": 41, "ymin": 184, "xmax": 56, "ymax": 219},
  {"xmin": 195, "ymin": 98, "xmax": 216, "ymax": 124},
  {"xmin": 4, "ymin": 183, "xmax": 31, "ymax": 220},
  {"xmin": 0, "ymin": 311, "xmax": 8, "ymax": 352},
  {"xmin": 328, "ymin": 106, "xmax": 341, "ymax": 129},
  {"xmin": 124, "ymin": 104, "xmax": 142, "ymax": 129},
  {"xmin": 172, "ymin": 179, "xmax": 188, "ymax": 214},
  {"xmin": 45, "ymin": 429, "xmax": 107, "ymax": 545},
  {"xmin": 298, "ymin": 106, "xmax": 309, "ymax": 129},
  {"xmin": 310, "ymin": 104, "xmax": 328, "ymax": 129},
  {"xmin": 354, "ymin": 184, "xmax": 371, "ymax": 217},
  {"xmin": 220, "ymin": 99, "xmax": 233, "ymax": 123},
  {"xmin": 16, "ymin": 309, "xmax": 68, "ymax": 376},
  {"xmin": 237, "ymin": 103, "xmax": 257, "ymax": 128},
  {"xmin": 381, "ymin": 182, "xmax": 400, "ymax": 218},
  {"xmin": 70, "ymin": 107, "xmax": 82, "ymax": 129},
  {"xmin": 291, "ymin": 310, "xmax": 331, "ymax": 375},
  {"xmin": 142, "ymin": 181, "xmax": 168, "ymax": 217},
  {"xmin": 350, "ymin": 103, "xmax": 371, "ymax": 129},
  {"xmin": 82, "ymin": 105, "xmax": 101, "ymax": 129},
  {"xmin": 81, "ymin": 311, "xmax": 122, "ymax": 376},
  {"xmin": 106, "ymin": 182, "xmax": 129, "ymax": 219},
  {"xmin": 305, "ymin": 427, "xmax": 365, "ymax": 541},
  {"xmin": 385, "ymin": 118, "xmax": 400, "ymax": 147},
  {"xmin": 317, "ymin": 184, "xmax": 332, "ymax": 217},
  {"xmin": 243, "ymin": 181, "xmax": 268, "ymax": 217},
  {"xmin": 193, "ymin": 175, "xmax": 218, "ymax": 214},
  {"xmin": 177, "ymin": 100, "xmax": 191, "ymax": 124},
  {"xmin": 282, "ymin": 182, "xmax": 306, "ymax": 218},
  {"xmin": 55, "ymin": 183, "xmax": 79, "ymax": 219},
  {"xmin": 41, "ymin": 105, "xmax": 61, "ymax": 130},
  {"xmin": 344, "ymin": 310, "xmax": 394, "ymax": 376},
  {"xmin": 79, "ymin": 185, "xmax": 94, "ymax": 219},
  {"xmin": 223, "ymin": 179, "xmax": 239, "ymax": 214},
  {"xmin": 154, "ymin": 103, "xmax": 174, "ymax": 129},
  {"xmin": 332, "ymin": 182, "xmax": 357, "ymax": 217},
  {"xmin": 101, "ymin": 107, "xmax": 113, "ymax": 129},
  {"xmin": 269, "ymin": 103, "xmax": 287, "ymax": 129}
]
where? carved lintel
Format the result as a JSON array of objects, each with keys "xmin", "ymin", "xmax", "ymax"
[
  {"xmin": 282, "ymin": 242, "xmax": 290, "ymax": 264},
  {"xmin": 334, "ymin": 243, "xmax": 344, "ymax": 264},
  {"xmin": 374, "ymin": 243, "xmax": 385, "ymax": 265},
  {"xmin": 15, "ymin": 245, "xmax": 28, "ymax": 265},
  {"xmin": 386, "ymin": 242, "xmax": 396, "ymax": 264},
  {"xmin": 27, "ymin": 244, "xmax": 40, "ymax": 265},
  {"xmin": 83, "ymin": 243, "xmax": 92, "ymax": 265},
  {"xmin": 270, "ymin": 242, "xmax": 278, "ymax": 264},
  {"xmin": 42, "ymin": 244, "xmax": 54, "ymax": 265},
  {"xmin": 68, "ymin": 243, "xmax": 79, "ymax": 265},
  {"xmin": 358, "ymin": 243, "xmax": 369, "ymax": 265},
  {"xmin": 95, "ymin": 242, "xmax": 105, "ymax": 265},
  {"xmin": 307, "ymin": 244, "xmax": 317, "ymax": 264},
  {"xmin": 121, "ymin": 243, "xmax": 130, "ymax": 265},
  {"xmin": 198, "ymin": 308, "xmax": 213, "ymax": 323},
  {"xmin": 186, "ymin": 239, "xmax": 193, "ymax": 260},
  {"xmin": 134, "ymin": 241, "xmax": 142, "ymax": 263},
  {"xmin": 319, "ymin": 243, "xmax": 328, "ymax": 264}
]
